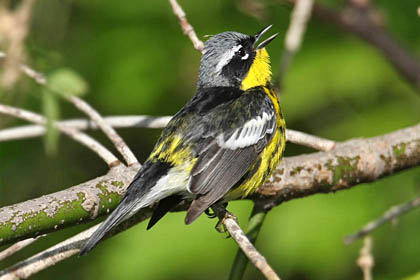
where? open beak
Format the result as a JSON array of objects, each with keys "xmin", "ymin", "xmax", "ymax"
[{"xmin": 253, "ymin": 24, "xmax": 278, "ymax": 50}]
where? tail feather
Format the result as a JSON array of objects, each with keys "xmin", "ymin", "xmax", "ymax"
[
  {"xmin": 79, "ymin": 196, "xmax": 134, "ymax": 256},
  {"xmin": 79, "ymin": 160, "xmax": 174, "ymax": 256},
  {"xmin": 185, "ymin": 198, "xmax": 208, "ymax": 225},
  {"xmin": 147, "ymin": 195, "xmax": 182, "ymax": 230}
]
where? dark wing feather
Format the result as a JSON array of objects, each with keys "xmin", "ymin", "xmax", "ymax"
[
  {"xmin": 185, "ymin": 143, "xmax": 260, "ymax": 224},
  {"xmin": 184, "ymin": 88, "xmax": 277, "ymax": 224}
]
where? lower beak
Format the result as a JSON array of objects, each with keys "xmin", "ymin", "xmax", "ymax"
[{"xmin": 253, "ymin": 25, "xmax": 278, "ymax": 50}]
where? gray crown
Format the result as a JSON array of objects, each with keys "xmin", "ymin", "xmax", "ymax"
[{"xmin": 197, "ymin": 31, "xmax": 251, "ymax": 89}]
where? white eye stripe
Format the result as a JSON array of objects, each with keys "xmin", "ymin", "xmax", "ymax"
[
  {"xmin": 215, "ymin": 44, "xmax": 249, "ymax": 74},
  {"xmin": 235, "ymin": 44, "xmax": 249, "ymax": 60},
  {"xmin": 233, "ymin": 45, "xmax": 243, "ymax": 52}
]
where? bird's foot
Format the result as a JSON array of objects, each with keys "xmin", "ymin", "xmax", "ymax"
[
  {"xmin": 205, "ymin": 208, "xmax": 217, "ymax": 219},
  {"xmin": 211, "ymin": 203, "xmax": 236, "ymax": 236}
]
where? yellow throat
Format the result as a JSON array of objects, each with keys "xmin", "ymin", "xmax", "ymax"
[{"xmin": 240, "ymin": 48, "xmax": 272, "ymax": 91}]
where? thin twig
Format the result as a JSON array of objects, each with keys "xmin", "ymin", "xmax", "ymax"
[
  {"xmin": 0, "ymin": 115, "xmax": 172, "ymax": 142},
  {"xmin": 1, "ymin": 50, "xmax": 138, "ymax": 166},
  {"xmin": 0, "ymin": 0, "xmax": 35, "ymax": 89},
  {"xmin": 0, "ymin": 114, "xmax": 335, "ymax": 151},
  {"xmin": 0, "ymin": 104, "xmax": 119, "ymax": 166},
  {"xmin": 0, "ymin": 51, "xmax": 46, "ymax": 84},
  {"xmin": 344, "ymin": 195, "xmax": 420, "ymax": 244},
  {"xmin": 278, "ymin": 0, "xmax": 314, "ymax": 85},
  {"xmin": 356, "ymin": 236, "xmax": 374, "ymax": 280},
  {"xmin": 66, "ymin": 96, "xmax": 138, "ymax": 166},
  {"xmin": 229, "ymin": 204, "xmax": 267, "ymax": 280},
  {"xmin": 0, "ymin": 209, "xmax": 152, "ymax": 280},
  {"xmin": 0, "ymin": 236, "xmax": 44, "ymax": 261},
  {"xmin": 168, "ymin": 0, "xmax": 204, "ymax": 53},
  {"xmin": 286, "ymin": 129, "xmax": 336, "ymax": 151},
  {"xmin": 212, "ymin": 205, "xmax": 280, "ymax": 280},
  {"xmin": 308, "ymin": 1, "xmax": 420, "ymax": 93}
]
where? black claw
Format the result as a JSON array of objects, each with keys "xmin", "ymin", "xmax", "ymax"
[
  {"xmin": 210, "ymin": 203, "xmax": 235, "ymax": 237},
  {"xmin": 205, "ymin": 208, "xmax": 217, "ymax": 219}
]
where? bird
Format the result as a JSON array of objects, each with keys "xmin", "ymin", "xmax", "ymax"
[{"xmin": 80, "ymin": 25, "xmax": 286, "ymax": 256}]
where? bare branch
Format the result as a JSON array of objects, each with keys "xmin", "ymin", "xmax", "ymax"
[
  {"xmin": 344, "ymin": 194, "xmax": 420, "ymax": 244},
  {"xmin": 212, "ymin": 205, "xmax": 280, "ymax": 280},
  {"xmin": 286, "ymin": 129, "xmax": 336, "ymax": 151},
  {"xmin": 0, "ymin": 123, "xmax": 418, "ymax": 278},
  {"xmin": 1, "ymin": 123, "xmax": 419, "ymax": 247},
  {"xmin": 0, "ymin": 236, "xmax": 44, "ymax": 261},
  {"xmin": 0, "ymin": 208, "xmax": 152, "ymax": 280},
  {"xmin": 66, "ymin": 96, "xmax": 139, "ymax": 166},
  {"xmin": 224, "ymin": 216, "xmax": 280, "ymax": 280},
  {"xmin": 0, "ymin": 0, "xmax": 35, "ymax": 89},
  {"xmin": 229, "ymin": 203, "xmax": 267, "ymax": 280},
  {"xmin": 279, "ymin": 0, "xmax": 314, "ymax": 83},
  {"xmin": 0, "ymin": 114, "xmax": 335, "ymax": 151},
  {"xmin": 0, "ymin": 51, "xmax": 47, "ymax": 84},
  {"xmin": 309, "ymin": 1, "xmax": 420, "ymax": 93},
  {"xmin": 1, "ymin": 50, "xmax": 138, "ymax": 167},
  {"xmin": 356, "ymin": 236, "xmax": 374, "ymax": 280},
  {"xmin": 0, "ymin": 115, "xmax": 172, "ymax": 142},
  {"xmin": 168, "ymin": 0, "xmax": 204, "ymax": 53},
  {"xmin": 258, "ymin": 122, "xmax": 420, "ymax": 210},
  {"xmin": 0, "ymin": 104, "xmax": 119, "ymax": 166}
]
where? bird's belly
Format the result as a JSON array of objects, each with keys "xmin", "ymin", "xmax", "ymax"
[
  {"xmin": 133, "ymin": 162, "xmax": 192, "ymax": 212},
  {"xmin": 224, "ymin": 127, "xmax": 285, "ymax": 201}
]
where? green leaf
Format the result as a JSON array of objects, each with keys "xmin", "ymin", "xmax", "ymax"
[
  {"xmin": 42, "ymin": 88, "xmax": 60, "ymax": 156},
  {"xmin": 47, "ymin": 68, "xmax": 88, "ymax": 97}
]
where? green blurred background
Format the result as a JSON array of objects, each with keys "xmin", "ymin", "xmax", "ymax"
[{"xmin": 1, "ymin": 0, "xmax": 420, "ymax": 279}]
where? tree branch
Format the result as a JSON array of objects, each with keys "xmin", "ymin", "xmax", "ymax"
[
  {"xmin": 356, "ymin": 236, "xmax": 374, "ymax": 280},
  {"xmin": 212, "ymin": 205, "xmax": 280, "ymax": 280},
  {"xmin": 0, "ymin": 104, "xmax": 119, "ymax": 167},
  {"xmin": 229, "ymin": 203, "xmax": 267, "ymax": 280},
  {"xmin": 0, "ymin": 236, "xmax": 44, "ymax": 261},
  {"xmin": 278, "ymin": 0, "xmax": 314, "ymax": 86},
  {"xmin": 1, "ymin": 123, "xmax": 419, "ymax": 247},
  {"xmin": 0, "ymin": 209, "xmax": 152, "ymax": 280},
  {"xmin": 257, "ymin": 123, "xmax": 420, "ymax": 210},
  {"xmin": 286, "ymin": 129, "xmax": 335, "ymax": 151},
  {"xmin": 0, "ymin": 115, "xmax": 172, "ymax": 142},
  {"xmin": 0, "ymin": 51, "xmax": 138, "ymax": 167},
  {"xmin": 344, "ymin": 194, "xmax": 420, "ymax": 244},
  {"xmin": 0, "ymin": 114, "xmax": 335, "ymax": 151},
  {"xmin": 168, "ymin": 0, "xmax": 204, "ymax": 53},
  {"xmin": 66, "ymin": 96, "xmax": 139, "ymax": 166},
  {"xmin": 308, "ymin": 1, "xmax": 420, "ymax": 93}
]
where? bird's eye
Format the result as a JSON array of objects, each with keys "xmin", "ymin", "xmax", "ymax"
[
  {"xmin": 235, "ymin": 45, "xmax": 249, "ymax": 60},
  {"xmin": 239, "ymin": 48, "xmax": 249, "ymax": 60}
]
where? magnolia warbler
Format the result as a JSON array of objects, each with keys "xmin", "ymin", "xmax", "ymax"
[{"xmin": 80, "ymin": 25, "xmax": 286, "ymax": 255}]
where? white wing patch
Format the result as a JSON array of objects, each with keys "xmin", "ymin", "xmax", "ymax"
[{"xmin": 217, "ymin": 111, "xmax": 276, "ymax": 150}]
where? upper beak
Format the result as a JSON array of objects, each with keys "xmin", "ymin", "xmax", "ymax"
[{"xmin": 253, "ymin": 24, "xmax": 278, "ymax": 50}]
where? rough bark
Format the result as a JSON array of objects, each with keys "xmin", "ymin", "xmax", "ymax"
[{"xmin": 1, "ymin": 123, "xmax": 419, "ymax": 247}]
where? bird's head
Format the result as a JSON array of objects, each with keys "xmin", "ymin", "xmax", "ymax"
[{"xmin": 197, "ymin": 25, "xmax": 278, "ymax": 90}]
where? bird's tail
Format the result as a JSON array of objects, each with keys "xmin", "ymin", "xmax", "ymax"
[
  {"xmin": 79, "ymin": 160, "xmax": 175, "ymax": 255},
  {"xmin": 79, "ymin": 195, "xmax": 137, "ymax": 256}
]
